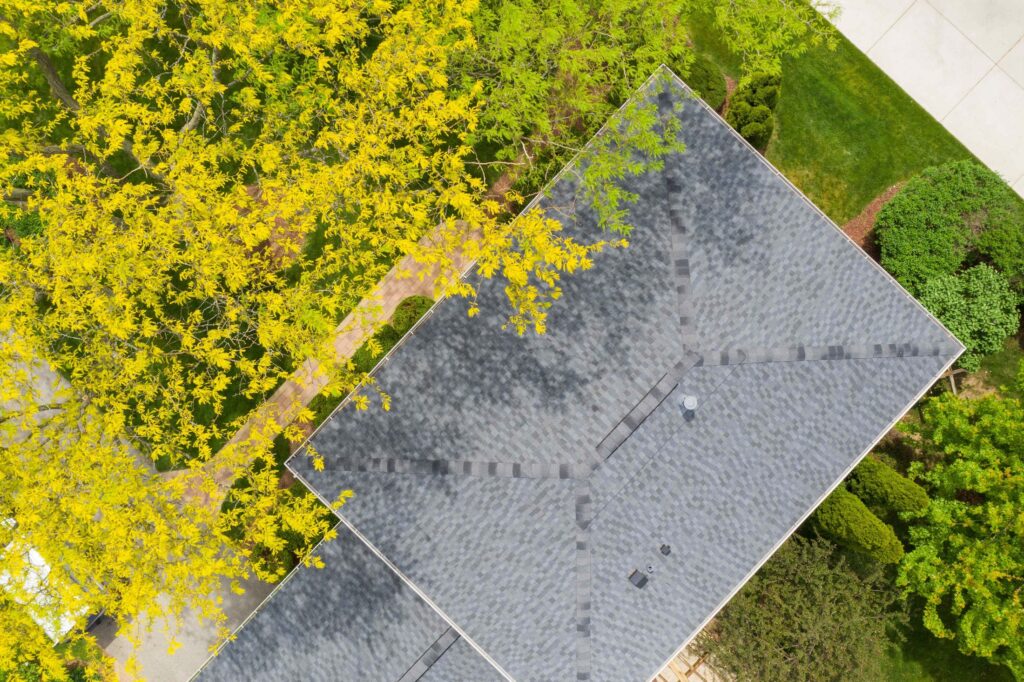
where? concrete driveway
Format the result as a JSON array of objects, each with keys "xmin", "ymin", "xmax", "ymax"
[{"xmin": 832, "ymin": 0, "xmax": 1024, "ymax": 197}]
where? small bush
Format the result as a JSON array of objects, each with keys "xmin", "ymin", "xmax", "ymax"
[
  {"xmin": 726, "ymin": 100, "xmax": 774, "ymax": 149},
  {"xmin": 814, "ymin": 486, "xmax": 904, "ymax": 564},
  {"xmin": 391, "ymin": 295, "xmax": 434, "ymax": 335},
  {"xmin": 919, "ymin": 264, "xmax": 1019, "ymax": 372},
  {"xmin": 684, "ymin": 54, "xmax": 726, "ymax": 111},
  {"xmin": 740, "ymin": 73, "xmax": 781, "ymax": 110},
  {"xmin": 350, "ymin": 323, "xmax": 401, "ymax": 373},
  {"xmin": 849, "ymin": 457, "xmax": 929, "ymax": 517},
  {"xmin": 876, "ymin": 161, "xmax": 1024, "ymax": 294},
  {"xmin": 726, "ymin": 72, "xmax": 780, "ymax": 150}
]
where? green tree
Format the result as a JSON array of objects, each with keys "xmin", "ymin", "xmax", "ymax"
[
  {"xmin": 899, "ymin": 393, "xmax": 1024, "ymax": 677},
  {"xmin": 919, "ymin": 264, "xmax": 1019, "ymax": 372},
  {"xmin": 814, "ymin": 486, "xmax": 904, "ymax": 564},
  {"xmin": 696, "ymin": 536, "xmax": 900, "ymax": 682}
]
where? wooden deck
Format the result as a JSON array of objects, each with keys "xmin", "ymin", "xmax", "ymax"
[{"xmin": 654, "ymin": 645, "xmax": 730, "ymax": 682}]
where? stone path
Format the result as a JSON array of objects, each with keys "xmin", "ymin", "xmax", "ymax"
[{"xmin": 830, "ymin": 0, "xmax": 1024, "ymax": 197}]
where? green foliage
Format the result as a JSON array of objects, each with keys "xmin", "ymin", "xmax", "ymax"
[
  {"xmin": 726, "ymin": 73, "xmax": 780, "ymax": 149},
  {"xmin": 740, "ymin": 72, "xmax": 782, "ymax": 109},
  {"xmin": 899, "ymin": 393, "xmax": 1024, "ymax": 677},
  {"xmin": 814, "ymin": 486, "xmax": 904, "ymax": 564},
  {"xmin": 919, "ymin": 265, "xmax": 1019, "ymax": 372},
  {"xmin": 350, "ymin": 324, "xmax": 402, "ymax": 374},
  {"xmin": 696, "ymin": 536, "xmax": 901, "ymax": 682},
  {"xmin": 391, "ymin": 295, "xmax": 435, "ymax": 335},
  {"xmin": 850, "ymin": 457, "xmax": 929, "ymax": 518},
  {"xmin": 683, "ymin": 53, "xmax": 726, "ymax": 110},
  {"xmin": 876, "ymin": 161, "xmax": 1024, "ymax": 295},
  {"xmin": 726, "ymin": 100, "xmax": 774, "ymax": 149},
  {"xmin": 350, "ymin": 295, "xmax": 434, "ymax": 373}
]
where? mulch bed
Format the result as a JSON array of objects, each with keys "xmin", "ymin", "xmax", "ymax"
[{"xmin": 841, "ymin": 181, "xmax": 904, "ymax": 261}]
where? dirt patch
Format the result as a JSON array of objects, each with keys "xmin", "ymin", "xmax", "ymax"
[
  {"xmin": 841, "ymin": 181, "xmax": 905, "ymax": 261},
  {"xmin": 721, "ymin": 75, "xmax": 738, "ymax": 118},
  {"xmin": 958, "ymin": 370, "xmax": 997, "ymax": 399},
  {"xmin": 724, "ymin": 74, "xmax": 738, "ymax": 98}
]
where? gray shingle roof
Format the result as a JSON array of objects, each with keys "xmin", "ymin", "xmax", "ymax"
[{"xmin": 199, "ymin": 68, "xmax": 962, "ymax": 681}]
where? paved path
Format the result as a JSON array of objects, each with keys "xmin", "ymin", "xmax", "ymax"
[
  {"xmin": 832, "ymin": 0, "xmax": 1024, "ymax": 197},
  {"xmin": 93, "ymin": 573, "xmax": 274, "ymax": 682}
]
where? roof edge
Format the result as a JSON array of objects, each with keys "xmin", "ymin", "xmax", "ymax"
[{"xmin": 644, "ymin": 346, "xmax": 963, "ymax": 681}]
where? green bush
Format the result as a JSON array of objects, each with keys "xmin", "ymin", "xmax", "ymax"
[
  {"xmin": 391, "ymin": 295, "xmax": 434, "ymax": 335},
  {"xmin": 974, "ymin": 205, "xmax": 1024, "ymax": 291},
  {"xmin": 919, "ymin": 264, "xmax": 1019, "ymax": 372},
  {"xmin": 814, "ymin": 486, "xmax": 904, "ymax": 564},
  {"xmin": 875, "ymin": 161, "xmax": 1024, "ymax": 295},
  {"xmin": 740, "ymin": 72, "xmax": 781, "ymax": 110},
  {"xmin": 350, "ymin": 323, "xmax": 401, "ymax": 373},
  {"xmin": 849, "ymin": 457, "xmax": 929, "ymax": 517},
  {"xmin": 684, "ymin": 54, "xmax": 726, "ymax": 111},
  {"xmin": 726, "ymin": 100, "xmax": 774, "ymax": 149},
  {"xmin": 726, "ymin": 72, "xmax": 780, "ymax": 149}
]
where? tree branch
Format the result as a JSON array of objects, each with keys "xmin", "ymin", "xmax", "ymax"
[{"xmin": 26, "ymin": 46, "xmax": 80, "ymax": 112}]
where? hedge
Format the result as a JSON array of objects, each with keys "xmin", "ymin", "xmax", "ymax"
[
  {"xmin": 726, "ymin": 73, "xmax": 780, "ymax": 150},
  {"xmin": 849, "ymin": 457, "xmax": 929, "ymax": 517},
  {"xmin": 684, "ymin": 54, "xmax": 726, "ymax": 111},
  {"xmin": 350, "ymin": 295, "xmax": 435, "ymax": 373},
  {"xmin": 814, "ymin": 486, "xmax": 904, "ymax": 564},
  {"xmin": 875, "ymin": 160, "xmax": 1024, "ymax": 295},
  {"xmin": 919, "ymin": 264, "xmax": 1020, "ymax": 372},
  {"xmin": 350, "ymin": 323, "xmax": 402, "ymax": 373},
  {"xmin": 392, "ymin": 295, "xmax": 435, "ymax": 335}
]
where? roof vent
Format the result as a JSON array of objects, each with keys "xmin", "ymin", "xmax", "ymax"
[
  {"xmin": 628, "ymin": 569, "xmax": 649, "ymax": 589},
  {"xmin": 660, "ymin": 544, "xmax": 671, "ymax": 556},
  {"xmin": 681, "ymin": 394, "xmax": 698, "ymax": 411}
]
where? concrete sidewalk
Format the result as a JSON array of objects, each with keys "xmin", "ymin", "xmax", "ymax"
[{"xmin": 832, "ymin": 0, "xmax": 1024, "ymax": 197}]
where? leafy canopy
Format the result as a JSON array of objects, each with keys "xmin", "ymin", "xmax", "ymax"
[
  {"xmin": 696, "ymin": 536, "xmax": 901, "ymax": 682},
  {"xmin": 918, "ymin": 264, "xmax": 1019, "ymax": 372},
  {"xmin": 899, "ymin": 393, "xmax": 1024, "ymax": 677},
  {"xmin": 875, "ymin": 160, "xmax": 1024, "ymax": 295}
]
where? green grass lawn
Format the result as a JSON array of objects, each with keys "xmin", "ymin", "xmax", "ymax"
[
  {"xmin": 977, "ymin": 331, "xmax": 1024, "ymax": 400},
  {"xmin": 884, "ymin": 621, "xmax": 1014, "ymax": 682},
  {"xmin": 689, "ymin": 15, "xmax": 974, "ymax": 223}
]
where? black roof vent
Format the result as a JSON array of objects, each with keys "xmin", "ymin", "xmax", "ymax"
[
  {"xmin": 628, "ymin": 569, "xmax": 649, "ymax": 589},
  {"xmin": 660, "ymin": 544, "xmax": 671, "ymax": 556}
]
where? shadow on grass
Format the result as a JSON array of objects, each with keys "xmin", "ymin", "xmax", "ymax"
[{"xmin": 885, "ymin": 621, "xmax": 1013, "ymax": 682}]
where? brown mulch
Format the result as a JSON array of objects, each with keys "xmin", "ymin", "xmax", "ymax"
[
  {"xmin": 841, "ymin": 181, "xmax": 905, "ymax": 261},
  {"xmin": 720, "ymin": 75, "xmax": 738, "ymax": 119}
]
